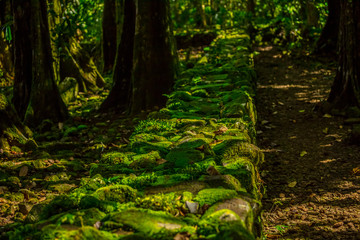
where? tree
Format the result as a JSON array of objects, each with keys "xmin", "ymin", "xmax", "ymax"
[
  {"xmin": 12, "ymin": 0, "xmax": 68, "ymax": 126},
  {"xmin": 101, "ymin": 0, "xmax": 121, "ymax": 73},
  {"xmin": 101, "ymin": 0, "xmax": 178, "ymax": 114},
  {"xmin": 325, "ymin": 0, "xmax": 360, "ymax": 111},
  {"xmin": 314, "ymin": 0, "xmax": 340, "ymax": 56},
  {"xmin": 130, "ymin": 0, "xmax": 178, "ymax": 114},
  {"xmin": 100, "ymin": 0, "xmax": 135, "ymax": 112}
]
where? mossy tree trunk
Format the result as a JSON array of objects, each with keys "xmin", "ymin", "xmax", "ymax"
[
  {"xmin": 326, "ymin": 0, "xmax": 360, "ymax": 111},
  {"xmin": 314, "ymin": 0, "xmax": 340, "ymax": 57},
  {"xmin": 130, "ymin": 0, "xmax": 178, "ymax": 114},
  {"xmin": 60, "ymin": 37, "xmax": 105, "ymax": 93},
  {"xmin": 100, "ymin": 0, "xmax": 135, "ymax": 112},
  {"xmin": 12, "ymin": 0, "xmax": 68, "ymax": 126},
  {"xmin": 0, "ymin": 94, "xmax": 33, "ymax": 151},
  {"xmin": 0, "ymin": 0, "xmax": 14, "ymax": 84}
]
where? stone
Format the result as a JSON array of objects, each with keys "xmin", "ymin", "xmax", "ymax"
[
  {"xmin": 185, "ymin": 201, "xmax": 199, "ymax": 213},
  {"xmin": 18, "ymin": 202, "xmax": 33, "ymax": 215}
]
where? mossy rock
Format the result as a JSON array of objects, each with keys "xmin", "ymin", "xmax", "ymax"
[
  {"xmin": 41, "ymin": 195, "xmax": 78, "ymax": 219},
  {"xmin": 194, "ymin": 188, "xmax": 238, "ymax": 207},
  {"xmin": 37, "ymin": 225, "xmax": 117, "ymax": 240},
  {"xmin": 130, "ymin": 133, "xmax": 168, "ymax": 142},
  {"xmin": 93, "ymin": 185, "xmax": 137, "ymax": 203},
  {"xmin": 165, "ymin": 148, "xmax": 204, "ymax": 168},
  {"xmin": 102, "ymin": 208, "xmax": 186, "ymax": 238},
  {"xmin": 130, "ymin": 151, "xmax": 161, "ymax": 169},
  {"xmin": 200, "ymin": 175, "xmax": 245, "ymax": 192},
  {"xmin": 213, "ymin": 140, "xmax": 264, "ymax": 165},
  {"xmin": 198, "ymin": 209, "xmax": 255, "ymax": 240},
  {"xmin": 100, "ymin": 151, "xmax": 134, "ymax": 165},
  {"xmin": 130, "ymin": 141, "xmax": 171, "ymax": 156},
  {"xmin": 89, "ymin": 164, "xmax": 134, "ymax": 177}
]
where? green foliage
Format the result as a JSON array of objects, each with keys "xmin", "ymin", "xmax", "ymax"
[
  {"xmin": 133, "ymin": 120, "xmax": 176, "ymax": 136},
  {"xmin": 134, "ymin": 193, "xmax": 183, "ymax": 215}
]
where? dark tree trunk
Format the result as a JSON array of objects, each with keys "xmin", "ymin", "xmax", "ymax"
[
  {"xmin": 0, "ymin": 0, "xmax": 14, "ymax": 84},
  {"xmin": 193, "ymin": 0, "xmax": 207, "ymax": 28},
  {"xmin": 131, "ymin": 0, "xmax": 178, "ymax": 114},
  {"xmin": 12, "ymin": 0, "xmax": 32, "ymax": 119},
  {"xmin": 101, "ymin": 0, "xmax": 119, "ymax": 73},
  {"xmin": 314, "ymin": 0, "xmax": 340, "ymax": 57},
  {"xmin": 100, "ymin": 0, "xmax": 135, "ymax": 112},
  {"xmin": 12, "ymin": 0, "xmax": 68, "ymax": 126},
  {"xmin": 326, "ymin": 0, "xmax": 360, "ymax": 111}
]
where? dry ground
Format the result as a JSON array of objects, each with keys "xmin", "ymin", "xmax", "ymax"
[{"xmin": 256, "ymin": 46, "xmax": 360, "ymax": 240}]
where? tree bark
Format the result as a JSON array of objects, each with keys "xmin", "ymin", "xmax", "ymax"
[
  {"xmin": 12, "ymin": 0, "xmax": 68, "ymax": 126},
  {"xmin": 326, "ymin": 0, "xmax": 360, "ymax": 111},
  {"xmin": 101, "ymin": 0, "xmax": 119, "ymax": 73},
  {"xmin": 100, "ymin": 0, "xmax": 135, "ymax": 112},
  {"xmin": 12, "ymin": 0, "xmax": 32, "ymax": 119},
  {"xmin": 130, "ymin": 0, "xmax": 178, "ymax": 114},
  {"xmin": 314, "ymin": 0, "xmax": 340, "ymax": 56},
  {"xmin": 193, "ymin": 0, "xmax": 207, "ymax": 28}
]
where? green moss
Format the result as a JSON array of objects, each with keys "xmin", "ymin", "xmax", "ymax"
[
  {"xmin": 166, "ymin": 148, "xmax": 204, "ymax": 168},
  {"xmin": 133, "ymin": 119, "xmax": 176, "ymax": 135},
  {"xmin": 194, "ymin": 188, "xmax": 238, "ymax": 206},
  {"xmin": 93, "ymin": 184, "xmax": 137, "ymax": 203},
  {"xmin": 100, "ymin": 151, "xmax": 133, "ymax": 165},
  {"xmin": 102, "ymin": 208, "xmax": 186, "ymax": 238},
  {"xmin": 3, "ymin": 192, "xmax": 24, "ymax": 202},
  {"xmin": 134, "ymin": 193, "xmax": 182, "ymax": 215},
  {"xmin": 131, "ymin": 151, "xmax": 161, "ymax": 169},
  {"xmin": 41, "ymin": 195, "xmax": 78, "ymax": 219}
]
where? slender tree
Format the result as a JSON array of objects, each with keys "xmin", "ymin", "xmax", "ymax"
[
  {"xmin": 101, "ymin": 0, "xmax": 121, "ymax": 73},
  {"xmin": 100, "ymin": 0, "xmax": 135, "ymax": 112},
  {"xmin": 12, "ymin": 0, "xmax": 68, "ymax": 126},
  {"xmin": 314, "ymin": 0, "xmax": 340, "ymax": 56},
  {"xmin": 325, "ymin": 0, "xmax": 360, "ymax": 111}
]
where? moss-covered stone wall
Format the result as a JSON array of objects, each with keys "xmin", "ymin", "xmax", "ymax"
[{"xmin": 4, "ymin": 30, "xmax": 263, "ymax": 240}]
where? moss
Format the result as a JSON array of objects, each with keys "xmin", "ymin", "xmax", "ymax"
[
  {"xmin": 100, "ymin": 151, "xmax": 133, "ymax": 165},
  {"xmin": 133, "ymin": 119, "xmax": 176, "ymax": 135},
  {"xmin": 41, "ymin": 195, "xmax": 78, "ymax": 219},
  {"xmin": 194, "ymin": 188, "xmax": 238, "ymax": 207},
  {"xmin": 102, "ymin": 208, "xmax": 186, "ymax": 238},
  {"xmin": 39, "ymin": 225, "xmax": 117, "ymax": 240},
  {"xmin": 3, "ymin": 192, "xmax": 24, "ymax": 202},
  {"xmin": 130, "ymin": 151, "xmax": 161, "ymax": 169},
  {"xmin": 130, "ymin": 141, "xmax": 171, "ymax": 156},
  {"xmin": 130, "ymin": 133, "xmax": 168, "ymax": 142},
  {"xmin": 93, "ymin": 184, "xmax": 137, "ymax": 203},
  {"xmin": 168, "ymin": 148, "xmax": 204, "ymax": 168},
  {"xmin": 134, "ymin": 193, "xmax": 182, "ymax": 215},
  {"xmin": 200, "ymin": 175, "xmax": 246, "ymax": 192},
  {"xmin": 213, "ymin": 140, "xmax": 264, "ymax": 165}
]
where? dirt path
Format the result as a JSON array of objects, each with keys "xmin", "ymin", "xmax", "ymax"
[{"xmin": 255, "ymin": 46, "xmax": 360, "ymax": 240}]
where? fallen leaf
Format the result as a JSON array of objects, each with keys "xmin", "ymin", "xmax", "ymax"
[
  {"xmin": 288, "ymin": 181, "xmax": 297, "ymax": 188},
  {"xmin": 300, "ymin": 151, "xmax": 307, "ymax": 157},
  {"xmin": 322, "ymin": 128, "xmax": 328, "ymax": 134},
  {"xmin": 299, "ymin": 110, "xmax": 305, "ymax": 113},
  {"xmin": 323, "ymin": 114, "xmax": 332, "ymax": 118}
]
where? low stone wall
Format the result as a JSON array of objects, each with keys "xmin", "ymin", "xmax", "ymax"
[{"xmin": 6, "ymin": 30, "xmax": 263, "ymax": 240}]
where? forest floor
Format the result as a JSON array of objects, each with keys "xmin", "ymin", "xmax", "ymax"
[{"xmin": 255, "ymin": 46, "xmax": 360, "ymax": 239}]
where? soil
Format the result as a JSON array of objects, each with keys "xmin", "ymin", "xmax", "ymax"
[{"xmin": 255, "ymin": 46, "xmax": 360, "ymax": 239}]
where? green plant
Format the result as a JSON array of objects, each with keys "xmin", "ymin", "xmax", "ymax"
[{"xmin": 275, "ymin": 224, "xmax": 289, "ymax": 235}]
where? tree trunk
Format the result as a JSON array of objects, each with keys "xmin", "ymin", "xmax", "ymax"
[
  {"xmin": 101, "ymin": 0, "xmax": 119, "ymax": 73},
  {"xmin": 0, "ymin": 0, "xmax": 14, "ymax": 85},
  {"xmin": 60, "ymin": 37, "xmax": 105, "ymax": 92},
  {"xmin": 100, "ymin": 0, "xmax": 135, "ymax": 112},
  {"xmin": 314, "ymin": 0, "xmax": 340, "ymax": 57},
  {"xmin": 12, "ymin": 0, "xmax": 68, "ymax": 126},
  {"xmin": 131, "ymin": 0, "xmax": 178, "ymax": 114},
  {"xmin": 326, "ymin": 0, "xmax": 360, "ymax": 111},
  {"xmin": 0, "ymin": 94, "xmax": 35, "ymax": 151},
  {"xmin": 47, "ymin": 0, "xmax": 62, "ymax": 84},
  {"xmin": 12, "ymin": 0, "xmax": 32, "ymax": 119}
]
